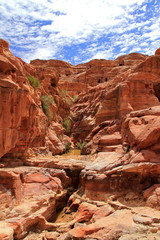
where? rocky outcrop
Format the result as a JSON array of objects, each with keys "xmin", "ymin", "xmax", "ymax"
[
  {"xmin": 71, "ymin": 49, "xmax": 160, "ymax": 153},
  {"xmin": 0, "ymin": 150, "xmax": 159, "ymax": 239},
  {"xmin": 155, "ymin": 48, "xmax": 160, "ymax": 56},
  {"xmin": 30, "ymin": 53, "xmax": 148, "ymax": 97},
  {"xmin": 30, "ymin": 59, "xmax": 75, "ymax": 77},
  {"xmin": 74, "ymin": 53, "xmax": 148, "ymax": 87},
  {"xmin": 30, "ymin": 59, "xmax": 88, "ymax": 97},
  {"xmin": 0, "ymin": 166, "xmax": 72, "ymax": 239},
  {"xmin": 61, "ymin": 107, "xmax": 160, "ymax": 238}
]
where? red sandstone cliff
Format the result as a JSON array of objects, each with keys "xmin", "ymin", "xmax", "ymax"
[
  {"xmin": 1, "ymin": 39, "xmax": 160, "ymax": 159},
  {"xmin": 0, "ymin": 39, "xmax": 71, "ymax": 160},
  {"xmin": 70, "ymin": 49, "xmax": 160, "ymax": 154}
]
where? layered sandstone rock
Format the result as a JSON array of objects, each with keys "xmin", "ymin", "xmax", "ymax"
[
  {"xmin": 0, "ymin": 166, "xmax": 72, "ymax": 239},
  {"xmin": 30, "ymin": 59, "xmax": 75, "ymax": 77},
  {"xmin": 74, "ymin": 53, "xmax": 148, "ymax": 87},
  {"xmin": 0, "ymin": 150, "xmax": 159, "ymax": 239},
  {"xmin": 0, "ymin": 39, "xmax": 70, "ymax": 159},
  {"xmin": 30, "ymin": 59, "xmax": 88, "ymax": 97},
  {"xmin": 71, "ymin": 50, "xmax": 160, "ymax": 153}
]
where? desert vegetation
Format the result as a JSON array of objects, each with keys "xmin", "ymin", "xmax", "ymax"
[
  {"xmin": 63, "ymin": 117, "xmax": 71, "ymax": 132},
  {"xmin": 27, "ymin": 75, "xmax": 40, "ymax": 88},
  {"xmin": 41, "ymin": 95, "xmax": 55, "ymax": 119}
]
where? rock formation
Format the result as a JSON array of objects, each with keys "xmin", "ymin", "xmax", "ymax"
[
  {"xmin": 71, "ymin": 50, "xmax": 160, "ymax": 153},
  {"xmin": 0, "ymin": 39, "xmax": 160, "ymax": 239}
]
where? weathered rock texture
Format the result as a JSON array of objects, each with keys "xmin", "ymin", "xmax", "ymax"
[
  {"xmin": 31, "ymin": 59, "xmax": 88, "ymax": 97},
  {"xmin": 0, "ymin": 166, "xmax": 72, "ymax": 239},
  {"xmin": 0, "ymin": 39, "xmax": 71, "ymax": 159},
  {"xmin": 71, "ymin": 49, "xmax": 160, "ymax": 153},
  {"xmin": 59, "ymin": 48, "xmax": 160, "ymax": 239}
]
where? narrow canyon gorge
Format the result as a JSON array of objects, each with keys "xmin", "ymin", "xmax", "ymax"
[{"xmin": 0, "ymin": 39, "xmax": 160, "ymax": 240}]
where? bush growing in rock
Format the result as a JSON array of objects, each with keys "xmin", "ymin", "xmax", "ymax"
[
  {"xmin": 41, "ymin": 95, "xmax": 55, "ymax": 119},
  {"xmin": 65, "ymin": 142, "xmax": 71, "ymax": 153},
  {"xmin": 63, "ymin": 118, "xmax": 71, "ymax": 132},
  {"xmin": 76, "ymin": 141, "xmax": 86, "ymax": 150},
  {"xmin": 27, "ymin": 75, "xmax": 40, "ymax": 88},
  {"xmin": 73, "ymin": 95, "xmax": 78, "ymax": 102}
]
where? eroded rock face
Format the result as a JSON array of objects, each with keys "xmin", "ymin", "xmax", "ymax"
[
  {"xmin": 71, "ymin": 51, "xmax": 160, "ymax": 152},
  {"xmin": 59, "ymin": 106, "xmax": 160, "ymax": 239},
  {"xmin": 0, "ymin": 166, "xmax": 71, "ymax": 239},
  {"xmin": 0, "ymin": 39, "xmax": 70, "ymax": 159}
]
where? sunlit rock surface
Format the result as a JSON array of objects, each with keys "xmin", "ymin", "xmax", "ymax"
[{"xmin": 0, "ymin": 39, "xmax": 71, "ymax": 159}]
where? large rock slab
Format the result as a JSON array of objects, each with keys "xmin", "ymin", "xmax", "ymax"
[{"xmin": 0, "ymin": 167, "xmax": 71, "ymax": 239}]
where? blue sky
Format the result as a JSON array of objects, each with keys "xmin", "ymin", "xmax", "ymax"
[{"xmin": 0, "ymin": 0, "xmax": 160, "ymax": 65}]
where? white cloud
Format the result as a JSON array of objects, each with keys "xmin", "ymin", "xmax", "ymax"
[
  {"xmin": 0, "ymin": 0, "xmax": 159, "ymax": 64},
  {"xmin": 23, "ymin": 45, "xmax": 60, "ymax": 62},
  {"xmin": 91, "ymin": 50, "xmax": 114, "ymax": 60}
]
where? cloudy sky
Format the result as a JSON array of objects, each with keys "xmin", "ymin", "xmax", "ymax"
[{"xmin": 0, "ymin": 0, "xmax": 160, "ymax": 65}]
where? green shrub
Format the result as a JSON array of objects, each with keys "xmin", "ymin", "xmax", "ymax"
[
  {"xmin": 41, "ymin": 95, "xmax": 55, "ymax": 119},
  {"xmin": 60, "ymin": 89, "xmax": 67, "ymax": 97},
  {"xmin": 27, "ymin": 75, "xmax": 40, "ymax": 88},
  {"xmin": 66, "ymin": 97, "xmax": 73, "ymax": 106},
  {"xmin": 65, "ymin": 142, "xmax": 71, "ymax": 153},
  {"xmin": 76, "ymin": 141, "xmax": 86, "ymax": 150},
  {"xmin": 60, "ymin": 89, "xmax": 74, "ymax": 106},
  {"xmin": 63, "ymin": 118, "xmax": 71, "ymax": 132},
  {"xmin": 72, "ymin": 95, "xmax": 78, "ymax": 102}
]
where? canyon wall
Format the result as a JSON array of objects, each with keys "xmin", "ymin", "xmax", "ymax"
[
  {"xmin": 70, "ymin": 50, "xmax": 160, "ymax": 154},
  {"xmin": 0, "ymin": 39, "xmax": 71, "ymax": 160}
]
